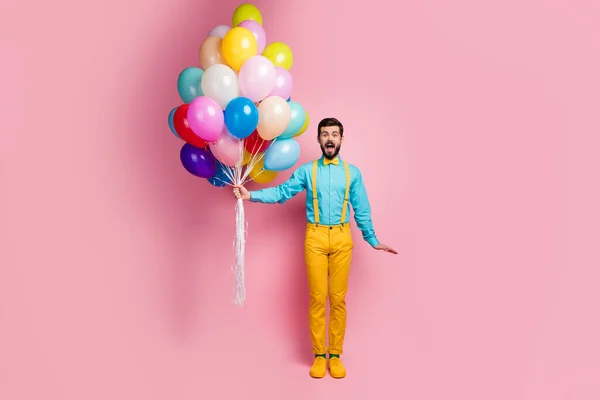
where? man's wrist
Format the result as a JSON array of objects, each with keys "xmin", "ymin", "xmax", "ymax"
[{"xmin": 367, "ymin": 237, "xmax": 380, "ymax": 248}]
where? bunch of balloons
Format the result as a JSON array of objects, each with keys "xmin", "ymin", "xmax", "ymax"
[
  {"xmin": 167, "ymin": 4, "xmax": 309, "ymax": 306},
  {"xmin": 168, "ymin": 3, "xmax": 309, "ymax": 189}
]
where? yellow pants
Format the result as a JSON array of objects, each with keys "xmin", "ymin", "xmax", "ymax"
[{"xmin": 304, "ymin": 223, "xmax": 353, "ymax": 355}]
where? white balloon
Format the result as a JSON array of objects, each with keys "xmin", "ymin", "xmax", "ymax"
[
  {"xmin": 200, "ymin": 64, "xmax": 240, "ymax": 110},
  {"xmin": 208, "ymin": 24, "xmax": 230, "ymax": 38}
]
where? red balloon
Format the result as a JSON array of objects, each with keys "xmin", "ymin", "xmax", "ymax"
[
  {"xmin": 173, "ymin": 104, "xmax": 208, "ymax": 149},
  {"xmin": 244, "ymin": 130, "xmax": 271, "ymax": 154}
]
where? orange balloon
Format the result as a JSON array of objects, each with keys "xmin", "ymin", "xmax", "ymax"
[
  {"xmin": 222, "ymin": 27, "xmax": 258, "ymax": 71},
  {"xmin": 199, "ymin": 36, "xmax": 227, "ymax": 70},
  {"xmin": 249, "ymin": 157, "xmax": 277, "ymax": 184},
  {"xmin": 241, "ymin": 149, "xmax": 253, "ymax": 165}
]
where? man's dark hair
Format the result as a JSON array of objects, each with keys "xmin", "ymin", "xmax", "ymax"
[{"xmin": 317, "ymin": 117, "xmax": 344, "ymax": 137}]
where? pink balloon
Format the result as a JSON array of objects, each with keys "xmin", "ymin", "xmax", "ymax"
[
  {"xmin": 209, "ymin": 128, "xmax": 243, "ymax": 166},
  {"xmin": 269, "ymin": 66, "xmax": 293, "ymax": 100},
  {"xmin": 187, "ymin": 96, "xmax": 224, "ymax": 142},
  {"xmin": 238, "ymin": 55, "xmax": 277, "ymax": 102},
  {"xmin": 238, "ymin": 20, "xmax": 266, "ymax": 53}
]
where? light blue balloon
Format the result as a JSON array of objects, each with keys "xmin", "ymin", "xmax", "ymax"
[
  {"xmin": 264, "ymin": 138, "xmax": 301, "ymax": 171},
  {"xmin": 278, "ymin": 101, "xmax": 306, "ymax": 139},
  {"xmin": 168, "ymin": 107, "xmax": 180, "ymax": 138},
  {"xmin": 177, "ymin": 67, "xmax": 204, "ymax": 103}
]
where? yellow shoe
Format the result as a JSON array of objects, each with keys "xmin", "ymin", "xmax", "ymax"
[
  {"xmin": 309, "ymin": 356, "xmax": 327, "ymax": 378},
  {"xmin": 328, "ymin": 357, "xmax": 346, "ymax": 379}
]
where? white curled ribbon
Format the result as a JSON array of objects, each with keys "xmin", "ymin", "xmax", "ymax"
[{"xmin": 211, "ymin": 134, "xmax": 274, "ymax": 306}]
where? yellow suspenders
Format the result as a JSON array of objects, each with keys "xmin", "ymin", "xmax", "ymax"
[
  {"xmin": 311, "ymin": 159, "xmax": 351, "ymax": 225},
  {"xmin": 312, "ymin": 160, "xmax": 320, "ymax": 224}
]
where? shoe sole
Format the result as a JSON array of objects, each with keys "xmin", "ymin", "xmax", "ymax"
[{"xmin": 329, "ymin": 369, "xmax": 346, "ymax": 379}]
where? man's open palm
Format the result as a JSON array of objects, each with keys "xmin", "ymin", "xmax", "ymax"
[{"xmin": 375, "ymin": 244, "xmax": 398, "ymax": 254}]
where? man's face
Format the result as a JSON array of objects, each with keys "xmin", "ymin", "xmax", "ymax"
[{"xmin": 318, "ymin": 126, "xmax": 343, "ymax": 159}]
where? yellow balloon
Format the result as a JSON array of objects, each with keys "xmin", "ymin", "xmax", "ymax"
[
  {"xmin": 262, "ymin": 42, "xmax": 293, "ymax": 70},
  {"xmin": 249, "ymin": 157, "xmax": 277, "ymax": 184},
  {"xmin": 232, "ymin": 4, "xmax": 263, "ymax": 27},
  {"xmin": 241, "ymin": 149, "xmax": 253, "ymax": 165},
  {"xmin": 222, "ymin": 27, "xmax": 258, "ymax": 71},
  {"xmin": 293, "ymin": 111, "xmax": 310, "ymax": 137}
]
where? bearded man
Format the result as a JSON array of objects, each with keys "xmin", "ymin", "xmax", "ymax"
[{"xmin": 233, "ymin": 117, "xmax": 397, "ymax": 379}]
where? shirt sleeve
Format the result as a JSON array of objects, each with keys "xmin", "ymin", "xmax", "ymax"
[
  {"xmin": 249, "ymin": 167, "xmax": 306, "ymax": 204},
  {"xmin": 349, "ymin": 168, "xmax": 380, "ymax": 247}
]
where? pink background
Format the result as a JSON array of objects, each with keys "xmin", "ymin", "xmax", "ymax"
[{"xmin": 1, "ymin": 0, "xmax": 600, "ymax": 399}]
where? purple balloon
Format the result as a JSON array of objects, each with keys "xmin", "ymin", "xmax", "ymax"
[
  {"xmin": 187, "ymin": 96, "xmax": 224, "ymax": 142},
  {"xmin": 180, "ymin": 143, "xmax": 217, "ymax": 178},
  {"xmin": 238, "ymin": 20, "xmax": 266, "ymax": 53},
  {"xmin": 269, "ymin": 67, "xmax": 293, "ymax": 100}
]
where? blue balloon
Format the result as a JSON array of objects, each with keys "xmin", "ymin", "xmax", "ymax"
[
  {"xmin": 278, "ymin": 101, "xmax": 306, "ymax": 139},
  {"xmin": 207, "ymin": 161, "xmax": 233, "ymax": 187},
  {"xmin": 286, "ymin": 97, "xmax": 291, "ymax": 102},
  {"xmin": 224, "ymin": 97, "xmax": 259, "ymax": 139},
  {"xmin": 177, "ymin": 67, "xmax": 204, "ymax": 103},
  {"xmin": 263, "ymin": 138, "xmax": 301, "ymax": 171},
  {"xmin": 168, "ymin": 107, "xmax": 180, "ymax": 138}
]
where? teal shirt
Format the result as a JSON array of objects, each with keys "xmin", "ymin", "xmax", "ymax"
[{"xmin": 249, "ymin": 156, "xmax": 380, "ymax": 247}]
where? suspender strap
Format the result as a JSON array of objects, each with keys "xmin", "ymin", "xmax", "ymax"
[
  {"xmin": 312, "ymin": 160, "xmax": 320, "ymax": 224},
  {"xmin": 340, "ymin": 161, "xmax": 351, "ymax": 224},
  {"xmin": 311, "ymin": 159, "xmax": 351, "ymax": 225}
]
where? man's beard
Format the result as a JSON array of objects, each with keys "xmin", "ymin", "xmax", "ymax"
[{"xmin": 321, "ymin": 142, "xmax": 341, "ymax": 159}]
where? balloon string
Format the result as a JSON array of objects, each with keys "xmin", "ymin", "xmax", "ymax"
[
  {"xmin": 232, "ymin": 197, "xmax": 247, "ymax": 306},
  {"xmin": 241, "ymin": 139, "xmax": 273, "ymax": 185},
  {"xmin": 220, "ymin": 135, "xmax": 273, "ymax": 306},
  {"xmin": 219, "ymin": 136, "xmax": 273, "ymax": 186}
]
